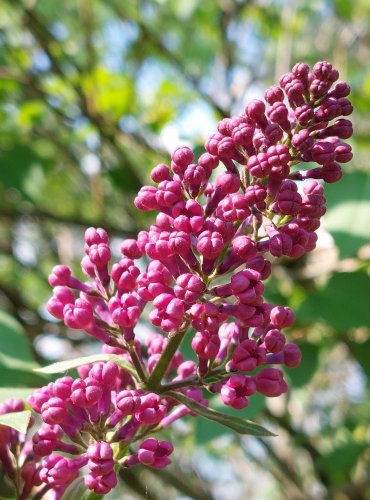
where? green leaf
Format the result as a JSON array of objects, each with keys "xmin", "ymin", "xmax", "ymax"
[
  {"xmin": 196, "ymin": 393, "xmax": 266, "ymax": 443},
  {"xmin": 165, "ymin": 390, "xmax": 275, "ymax": 437},
  {"xmin": 34, "ymin": 353, "xmax": 138, "ymax": 378},
  {"xmin": 324, "ymin": 171, "xmax": 370, "ymax": 257},
  {"xmin": 297, "ymin": 272, "xmax": 370, "ymax": 330},
  {"xmin": 347, "ymin": 339, "xmax": 370, "ymax": 379},
  {"xmin": 0, "ymin": 387, "xmax": 35, "ymax": 404},
  {"xmin": 0, "ymin": 311, "xmax": 41, "ymax": 387},
  {"xmin": 0, "ymin": 410, "xmax": 31, "ymax": 434},
  {"xmin": 288, "ymin": 343, "xmax": 319, "ymax": 387}
]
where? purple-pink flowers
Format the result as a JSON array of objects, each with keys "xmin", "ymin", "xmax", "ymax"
[{"xmin": 0, "ymin": 60, "xmax": 353, "ymax": 498}]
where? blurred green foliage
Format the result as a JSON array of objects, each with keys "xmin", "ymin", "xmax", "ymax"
[{"xmin": 0, "ymin": 0, "xmax": 369, "ymax": 498}]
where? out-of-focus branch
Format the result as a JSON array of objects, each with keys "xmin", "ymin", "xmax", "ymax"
[
  {"xmin": 111, "ymin": 0, "xmax": 228, "ymax": 118},
  {"xmin": 0, "ymin": 208, "xmax": 136, "ymax": 238}
]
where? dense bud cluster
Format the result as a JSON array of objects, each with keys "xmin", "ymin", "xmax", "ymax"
[{"xmin": 0, "ymin": 61, "xmax": 352, "ymax": 497}]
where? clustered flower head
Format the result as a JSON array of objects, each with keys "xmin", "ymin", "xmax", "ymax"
[{"xmin": 0, "ymin": 61, "xmax": 353, "ymax": 497}]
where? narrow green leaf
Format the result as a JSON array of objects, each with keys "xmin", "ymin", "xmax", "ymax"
[
  {"xmin": 0, "ymin": 410, "xmax": 31, "ymax": 434},
  {"xmin": 165, "ymin": 391, "xmax": 275, "ymax": 437},
  {"xmin": 34, "ymin": 354, "xmax": 137, "ymax": 378},
  {"xmin": 0, "ymin": 387, "xmax": 36, "ymax": 404}
]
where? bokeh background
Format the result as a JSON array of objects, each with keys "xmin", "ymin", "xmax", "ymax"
[{"xmin": 0, "ymin": 0, "xmax": 369, "ymax": 498}]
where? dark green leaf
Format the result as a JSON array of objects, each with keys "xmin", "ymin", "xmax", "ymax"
[
  {"xmin": 297, "ymin": 272, "xmax": 370, "ymax": 330},
  {"xmin": 166, "ymin": 390, "xmax": 275, "ymax": 437}
]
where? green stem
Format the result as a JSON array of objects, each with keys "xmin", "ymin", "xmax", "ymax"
[
  {"xmin": 146, "ymin": 328, "xmax": 188, "ymax": 390},
  {"xmin": 128, "ymin": 344, "xmax": 148, "ymax": 384}
]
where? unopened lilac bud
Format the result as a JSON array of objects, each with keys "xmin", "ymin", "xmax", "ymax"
[
  {"xmin": 174, "ymin": 274, "xmax": 205, "ymax": 303},
  {"xmin": 109, "ymin": 294, "xmax": 140, "ymax": 328},
  {"xmin": 88, "ymin": 243, "xmax": 111, "ymax": 267},
  {"xmin": 137, "ymin": 438, "xmax": 173, "ymax": 469},
  {"xmin": 192, "ymin": 330, "xmax": 220, "ymax": 360},
  {"xmin": 151, "ymin": 163, "xmax": 171, "ymax": 183},
  {"xmin": 169, "ymin": 230, "xmax": 192, "ymax": 257},
  {"xmin": 197, "ymin": 230, "xmax": 224, "ymax": 259},
  {"xmin": 84, "ymin": 227, "xmax": 108, "ymax": 247},
  {"xmin": 120, "ymin": 239, "xmax": 143, "ymax": 259},
  {"xmin": 198, "ymin": 152, "xmax": 219, "ymax": 171},
  {"xmin": 135, "ymin": 186, "xmax": 158, "ymax": 211},
  {"xmin": 116, "ymin": 390, "xmax": 142, "ymax": 416},
  {"xmin": 48, "ymin": 265, "xmax": 72, "ymax": 287},
  {"xmin": 215, "ymin": 172, "xmax": 241, "ymax": 194},
  {"xmin": 231, "ymin": 123, "xmax": 254, "ymax": 147},
  {"xmin": 89, "ymin": 362, "xmax": 119, "ymax": 388},
  {"xmin": 156, "ymin": 180, "xmax": 182, "ymax": 207},
  {"xmin": 264, "ymin": 85, "xmax": 284, "ymax": 105},
  {"xmin": 321, "ymin": 162, "xmax": 342, "ymax": 183},
  {"xmin": 41, "ymin": 398, "xmax": 67, "ymax": 425},
  {"xmin": 85, "ymin": 471, "xmax": 118, "ymax": 495},
  {"xmin": 264, "ymin": 329, "xmax": 286, "ymax": 353},
  {"xmin": 136, "ymin": 393, "xmax": 166, "ymax": 425},
  {"xmin": 329, "ymin": 81, "xmax": 350, "ymax": 98},
  {"xmin": 70, "ymin": 378, "xmax": 103, "ymax": 408},
  {"xmin": 246, "ymin": 99, "xmax": 267, "ymax": 128},
  {"xmin": 87, "ymin": 442, "xmax": 115, "ymax": 476},
  {"xmin": 47, "ymin": 286, "xmax": 75, "ymax": 320},
  {"xmin": 295, "ymin": 104, "xmax": 314, "ymax": 125},
  {"xmin": 311, "ymin": 141, "xmax": 336, "ymax": 165},
  {"xmin": 283, "ymin": 343, "xmax": 302, "ymax": 367},
  {"xmin": 229, "ymin": 339, "xmax": 266, "ymax": 372},
  {"xmin": 172, "ymin": 146, "xmax": 194, "ymax": 168},
  {"xmin": 255, "ymin": 367, "xmax": 288, "ymax": 397},
  {"xmin": 221, "ymin": 374, "xmax": 256, "ymax": 409},
  {"xmin": 270, "ymin": 306, "xmax": 295, "ymax": 328},
  {"xmin": 40, "ymin": 455, "xmax": 83, "ymax": 487},
  {"xmin": 63, "ymin": 298, "xmax": 93, "ymax": 329}
]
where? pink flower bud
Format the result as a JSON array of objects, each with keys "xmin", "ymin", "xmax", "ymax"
[
  {"xmin": 255, "ymin": 367, "xmax": 288, "ymax": 397},
  {"xmin": 40, "ymin": 455, "xmax": 84, "ymax": 487},
  {"xmin": 151, "ymin": 163, "xmax": 171, "ymax": 182},
  {"xmin": 156, "ymin": 180, "xmax": 182, "ymax": 207},
  {"xmin": 63, "ymin": 298, "xmax": 93, "ymax": 329},
  {"xmin": 228, "ymin": 339, "xmax": 266, "ymax": 372},
  {"xmin": 265, "ymin": 85, "xmax": 284, "ymax": 104},
  {"xmin": 84, "ymin": 227, "xmax": 108, "ymax": 246},
  {"xmin": 192, "ymin": 330, "xmax": 220, "ymax": 360},
  {"xmin": 88, "ymin": 362, "xmax": 119, "ymax": 388},
  {"xmin": 109, "ymin": 294, "xmax": 140, "ymax": 328},
  {"xmin": 116, "ymin": 390, "xmax": 142, "ymax": 416},
  {"xmin": 70, "ymin": 378, "xmax": 103, "ymax": 408},
  {"xmin": 137, "ymin": 438, "xmax": 173, "ymax": 469},
  {"xmin": 264, "ymin": 329, "xmax": 286, "ymax": 353},
  {"xmin": 174, "ymin": 274, "xmax": 205, "ymax": 303},
  {"xmin": 232, "ymin": 236, "xmax": 257, "ymax": 260},
  {"xmin": 120, "ymin": 239, "xmax": 143, "ymax": 259},
  {"xmin": 111, "ymin": 258, "xmax": 140, "ymax": 292},
  {"xmin": 48, "ymin": 265, "xmax": 72, "ymax": 287},
  {"xmin": 136, "ymin": 393, "xmax": 166, "ymax": 425},
  {"xmin": 270, "ymin": 306, "xmax": 295, "ymax": 328},
  {"xmin": 172, "ymin": 146, "xmax": 194, "ymax": 168},
  {"xmin": 221, "ymin": 374, "xmax": 256, "ymax": 409},
  {"xmin": 283, "ymin": 343, "xmax": 302, "ymax": 367},
  {"xmin": 87, "ymin": 442, "xmax": 115, "ymax": 476},
  {"xmin": 197, "ymin": 230, "xmax": 223, "ymax": 259},
  {"xmin": 311, "ymin": 141, "xmax": 336, "ymax": 165},
  {"xmin": 135, "ymin": 186, "xmax": 159, "ymax": 211},
  {"xmin": 85, "ymin": 471, "xmax": 118, "ymax": 495},
  {"xmin": 41, "ymin": 398, "xmax": 68, "ymax": 425},
  {"xmin": 47, "ymin": 286, "xmax": 75, "ymax": 320}
]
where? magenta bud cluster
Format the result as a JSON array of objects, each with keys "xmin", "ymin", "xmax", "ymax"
[{"xmin": 0, "ymin": 61, "xmax": 352, "ymax": 498}]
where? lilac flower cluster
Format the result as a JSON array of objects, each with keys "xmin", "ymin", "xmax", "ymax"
[{"xmin": 0, "ymin": 61, "xmax": 352, "ymax": 498}]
